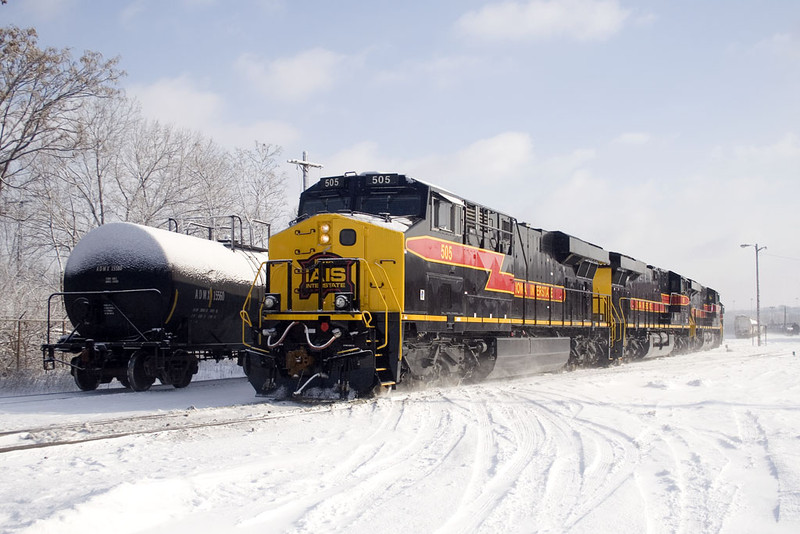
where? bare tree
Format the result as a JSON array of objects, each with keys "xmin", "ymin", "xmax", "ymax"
[
  {"xmin": 62, "ymin": 96, "xmax": 138, "ymax": 227},
  {"xmin": 16, "ymin": 97, "xmax": 137, "ymax": 277},
  {"xmin": 0, "ymin": 26, "xmax": 123, "ymax": 199},
  {"xmin": 232, "ymin": 142, "xmax": 288, "ymax": 227},
  {"xmin": 181, "ymin": 136, "xmax": 236, "ymax": 221},
  {"xmin": 113, "ymin": 119, "xmax": 198, "ymax": 225}
]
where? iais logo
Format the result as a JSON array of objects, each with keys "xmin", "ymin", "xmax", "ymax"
[{"xmin": 298, "ymin": 252, "xmax": 356, "ymax": 300}]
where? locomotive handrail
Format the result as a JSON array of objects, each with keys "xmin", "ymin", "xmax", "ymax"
[
  {"xmin": 358, "ymin": 258, "xmax": 401, "ymax": 351},
  {"xmin": 305, "ymin": 257, "xmax": 362, "ymax": 311},
  {"xmin": 239, "ymin": 255, "xmax": 396, "ymax": 355},
  {"xmin": 557, "ymin": 286, "xmax": 607, "ymax": 328},
  {"xmin": 304, "ymin": 256, "xmax": 397, "ymax": 350},
  {"xmin": 368, "ymin": 259, "xmax": 402, "ymax": 310},
  {"xmin": 240, "ymin": 260, "xmax": 272, "ymax": 355},
  {"xmin": 612, "ymin": 296, "xmax": 625, "ymax": 346}
]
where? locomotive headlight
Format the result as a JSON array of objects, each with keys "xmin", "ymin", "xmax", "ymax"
[
  {"xmin": 319, "ymin": 223, "xmax": 331, "ymax": 245},
  {"xmin": 334, "ymin": 292, "xmax": 353, "ymax": 310},
  {"xmin": 263, "ymin": 293, "xmax": 280, "ymax": 310}
]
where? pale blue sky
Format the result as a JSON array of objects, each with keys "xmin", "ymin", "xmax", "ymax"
[{"xmin": 4, "ymin": 0, "xmax": 800, "ymax": 312}]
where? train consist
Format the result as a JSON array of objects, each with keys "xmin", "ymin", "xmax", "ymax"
[
  {"xmin": 241, "ymin": 172, "xmax": 723, "ymax": 398},
  {"xmin": 42, "ymin": 217, "xmax": 268, "ymax": 391}
]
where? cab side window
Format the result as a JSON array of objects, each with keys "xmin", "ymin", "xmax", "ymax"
[{"xmin": 432, "ymin": 196, "xmax": 458, "ymax": 233}]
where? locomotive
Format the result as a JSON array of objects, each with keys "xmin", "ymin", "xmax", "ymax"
[
  {"xmin": 42, "ymin": 217, "xmax": 268, "ymax": 391},
  {"xmin": 241, "ymin": 172, "xmax": 723, "ymax": 398}
]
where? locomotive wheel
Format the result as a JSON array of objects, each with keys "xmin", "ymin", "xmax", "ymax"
[
  {"xmin": 71, "ymin": 356, "xmax": 100, "ymax": 391},
  {"xmin": 127, "ymin": 351, "xmax": 156, "ymax": 392}
]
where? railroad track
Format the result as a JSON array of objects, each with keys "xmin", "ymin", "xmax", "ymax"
[{"xmin": 0, "ymin": 400, "xmax": 354, "ymax": 454}]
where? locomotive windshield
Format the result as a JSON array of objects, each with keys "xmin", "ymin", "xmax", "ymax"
[{"xmin": 298, "ymin": 173, "xmax": 428, "ymax": 220}]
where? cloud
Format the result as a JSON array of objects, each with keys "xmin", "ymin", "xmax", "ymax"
[
  {"xmin": 16, "ymin": 0, "xmax": 75, "ymax": 20},
  {"xmin": 612, "ymin": 132, "xmax": 651, "ymax": 145},
  {"xmin": 753, "ymin": 33, "xmax": 800, "ymax": 61},
  {"xmin": 375, "ymin": 55, "xmax": 493, "ymax": 90},
  {"xmin": 325, "ymin": 132, "xmax": 537, "ymax": 185},
  {"xmin": 711, "ymin": 133, "xmax": 800, "ymax": 181},
  {"xmin": 128, "ymin": 76, "xmax": 224, "ymax": 131},
  {"xmin": 450, "ymin": 132, "xmax": 536, "ymax": 177},
  {"xmin": 127, "ymin": 75, "xmax": 300, "ymax": 148},
  {"xmin": 455, "ymin": 0, "xmax": 631, "ymax": 43},
  {"xmin": 324, "ymin": 142, "xmax": 399, "ymax": 176},
  {"xmin": 234, "ymin": 48, "xmax": 349, "ymax": 102}
]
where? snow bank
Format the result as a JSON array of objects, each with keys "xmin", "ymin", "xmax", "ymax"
[{"xmin": 1, "ymin": 336, "xmax": 799, "ymax": 533}]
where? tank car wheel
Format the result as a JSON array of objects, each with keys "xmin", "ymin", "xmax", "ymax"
[
  {"xmin": 171, "ymin": 351, "xmax": 198, "ymax": 389},
  {"xmin": 71, "ymin": 356, "xmax": 100, "ymax": 391},
  {"xmin": 127, "ymin": 351, "xmax": 156, "ymax": 392}
]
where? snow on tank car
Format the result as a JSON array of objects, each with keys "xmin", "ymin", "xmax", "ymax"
[{"xmin": 42, "ymin": 217, "xmax": 268, "ymax": 392}]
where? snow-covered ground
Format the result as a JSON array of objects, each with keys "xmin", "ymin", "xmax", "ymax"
[{"xmin": 1, "ymin": 336, "xmax": 799, "ymax": 533}]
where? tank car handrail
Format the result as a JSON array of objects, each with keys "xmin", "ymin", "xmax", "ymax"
[{"xmin": 44, "ymin": 289, "xmax": 163, "ymax": 345}]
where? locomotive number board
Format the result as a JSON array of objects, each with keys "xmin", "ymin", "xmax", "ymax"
[{"xmin": 365, "ymin": 174, "xmax": 401, "ymax": 187}]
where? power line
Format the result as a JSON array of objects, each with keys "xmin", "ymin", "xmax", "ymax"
[{"xmin": 762, "ymin": 252, "xmax": 800, "ymax": 263}]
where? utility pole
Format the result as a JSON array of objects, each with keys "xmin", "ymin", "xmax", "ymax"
[
  {"xmin": 288, "ymin": 151, "xmax": 323, "ymax": 191},
  {"xmin": 741, "ymin": 243, "xmax": 767, "ymax": 346}
]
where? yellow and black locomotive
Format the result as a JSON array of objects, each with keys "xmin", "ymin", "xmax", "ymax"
[{"xmin": 241, "ymin": 172, "xmax": 723, "ymax": 397}]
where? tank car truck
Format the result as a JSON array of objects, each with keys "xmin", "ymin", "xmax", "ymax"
[{"xmin": 42, "ymin": 216, "xmax": 268, "ymax": 391}]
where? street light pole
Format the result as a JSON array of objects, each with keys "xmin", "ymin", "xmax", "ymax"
[{"xmin": 741, "ymin": 243, "xmax": 766, "ymax": 346}]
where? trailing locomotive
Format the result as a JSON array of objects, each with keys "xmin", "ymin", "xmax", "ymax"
[
  {"xmin": 241, "ymin": 172, "xmax": 723, "ymax": 398},
  {"xmin": 42, "ymin": 217, "xmax": 268, "ymax": 391}
]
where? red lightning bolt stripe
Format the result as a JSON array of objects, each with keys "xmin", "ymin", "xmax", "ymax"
[{"xmin": 406, "ymin": 236, "xmax": 515, "ymax": 294}]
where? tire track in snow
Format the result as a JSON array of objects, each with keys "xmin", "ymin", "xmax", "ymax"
[
  {"xmin": 239, "ymin": 392, "xmax": 472, "ymax": 532},
  {"xmin": 512, "ymin": 388, "xmax": 644, "ymax": 531},
  {"xmin": 435, "ymin": 386, "xmax": 596, "ymax": 532}
]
